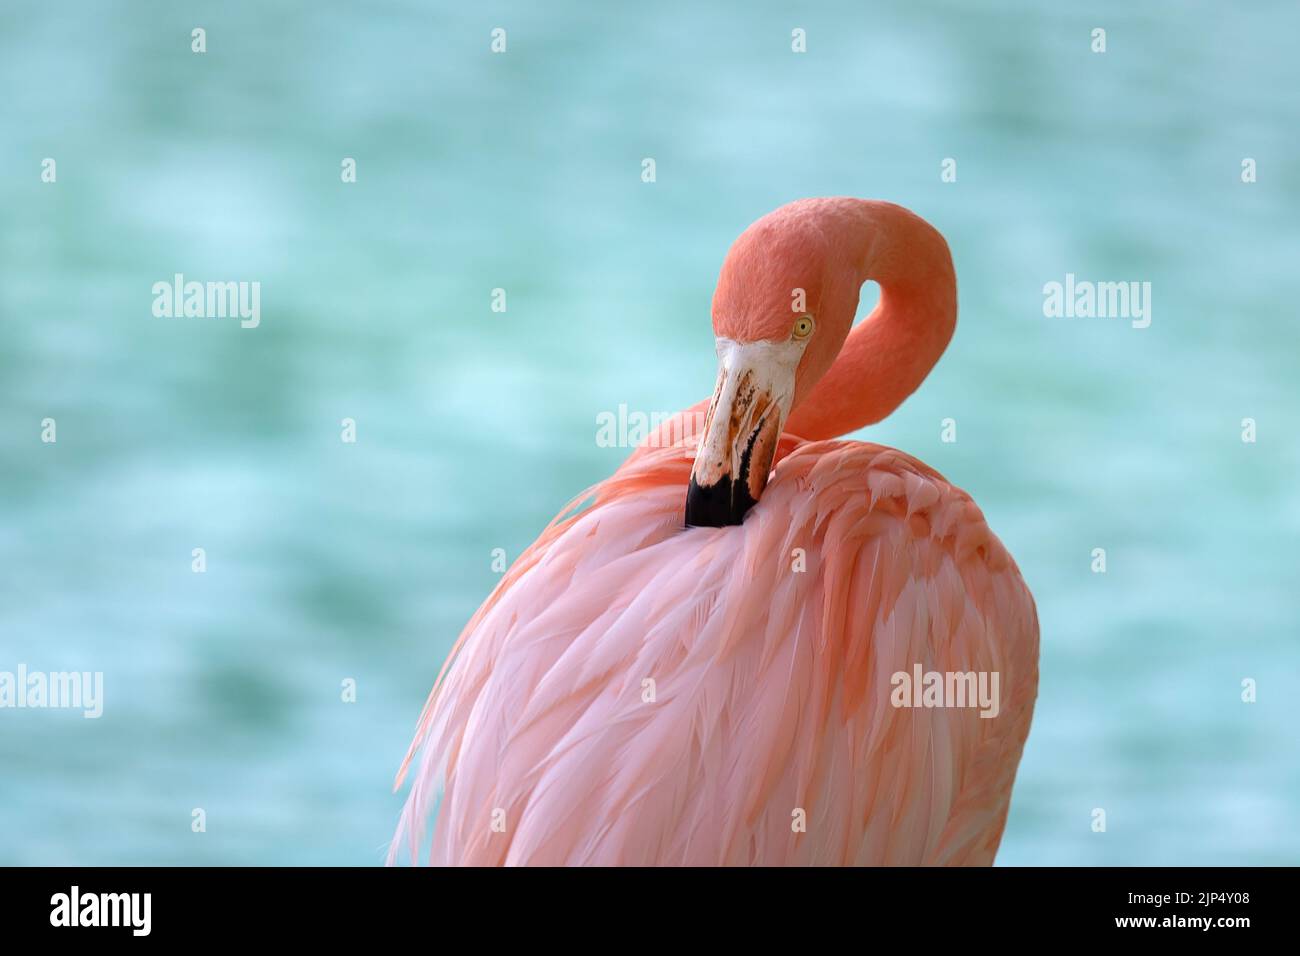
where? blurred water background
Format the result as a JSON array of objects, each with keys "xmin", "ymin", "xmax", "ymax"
[{"xmin": 2, "ymin": 1, "xmax": 1297, "ymax": 865}]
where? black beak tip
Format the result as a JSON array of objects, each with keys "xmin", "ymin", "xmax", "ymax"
[{"xmin": 684, "ymin": 473, "xmax": 758, "ymax": 528}]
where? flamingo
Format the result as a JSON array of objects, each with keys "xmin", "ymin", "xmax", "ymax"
[{"xmin": 392, "ymin": 197, "xmax": 1039, "ymax": 866}]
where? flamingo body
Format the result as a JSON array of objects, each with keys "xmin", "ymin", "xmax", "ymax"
[
  {"xmin": 393, "ymin": 198, "xmax": 1039, "ymax": 866},
  {"xmin": 394, "ymin": 435, "xmax": 1037, "ymax": 865}
]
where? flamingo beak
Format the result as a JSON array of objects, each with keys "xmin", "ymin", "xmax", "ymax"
[{"xmin": 685, "ymin": 339, "xmax": 799, "ymax": 528}]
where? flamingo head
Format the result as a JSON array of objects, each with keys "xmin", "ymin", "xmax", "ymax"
[{"xmin": 685, "ymin": 198, "xmax": 871, "ymax": 527}]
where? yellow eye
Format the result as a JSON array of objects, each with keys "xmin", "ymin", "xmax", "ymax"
[{"xmin": 792, "ymin": 315, "xmax": 815, "ymax": 339}]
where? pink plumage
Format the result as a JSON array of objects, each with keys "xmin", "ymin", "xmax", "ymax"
[{"xmin": 392, "ymin": 198, "xmax": 1039, "ymax": 866}]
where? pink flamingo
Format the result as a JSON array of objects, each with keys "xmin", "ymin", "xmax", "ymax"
[{"xmin": 392, "ymin": 197, "xmax": 1039, "ymax": 866}]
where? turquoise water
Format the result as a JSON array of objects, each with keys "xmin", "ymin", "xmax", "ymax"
[{"xmin": 1, "ymin": 1, "xmax": 1297, "ymax": 865}]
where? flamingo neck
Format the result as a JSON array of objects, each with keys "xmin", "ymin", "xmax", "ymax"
[{"xmin": 783, "ymin": 203, "xmax": 957, "ymax": 442}]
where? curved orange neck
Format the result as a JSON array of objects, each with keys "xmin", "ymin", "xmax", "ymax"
[{"xmin": 783, "ymin": 203, "xmax": 957, "ymax": 442}]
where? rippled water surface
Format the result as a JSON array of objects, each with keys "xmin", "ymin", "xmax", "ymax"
[{"xmin": 2, "ymin": 1, "xmax": 1297, "ymax": 864}]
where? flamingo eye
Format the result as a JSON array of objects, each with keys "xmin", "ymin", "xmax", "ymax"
[{"xmin": 792, "ymin": 315, "xmax": 815, "ymax": 340}]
